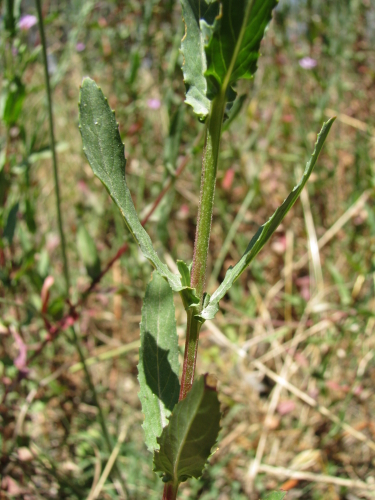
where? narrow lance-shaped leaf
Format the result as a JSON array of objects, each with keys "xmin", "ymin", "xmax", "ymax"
[
  {"xmin": 76, "ymin": 224, "xmax": 101, "ymax": 281},
  {"xmin": 3, "ymin": 202, "xmax": 19, "ymax": 244},
  {"xmin": 205, "ymin": 0, "xmax": 278, "ymax": 102},
  {"xmin": 79, "ymin": 77, "xmax": 181, "ymax": 291},
  {"xmin": 199, "ymin": 118, "xmax": 335, "ymax": 321},
  {"xmin": 154, "ymin": 374, "xmax": 221, "ymax": 485},
  {"xmin": 79, "ymin": 78, "xmax": 200, "ymax": 309},
  {"xmin": 138, "ymin": 272, "xmax": 180, "ymax": 452}
]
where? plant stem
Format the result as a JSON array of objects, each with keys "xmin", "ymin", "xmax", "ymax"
[
  {"xmin": 35, "ymin": 0, "xmax": 70, "ymax": 295},
  {"xmin": 162, "ymin": 482, "xmax": 178, "ymax": 500},
  {"xmin": 190, "ymin": 95, "xmax": 226, "ymax": 301},
  {"xmin": 179, "ymin": 95, "xmax": 226, "ymax": 400},
  {"xmin": 179, "ymin": 310, "xmax": 202, "ymax": 400}
]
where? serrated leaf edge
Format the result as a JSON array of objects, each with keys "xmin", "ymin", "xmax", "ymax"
[{"xmin": 153, "ymin": 375, "xmax": 221, "ymax": 484}]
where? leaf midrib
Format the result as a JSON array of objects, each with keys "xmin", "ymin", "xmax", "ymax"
[
  {"xmin": 221, "ymin": 0, "xmax": 256, "ymax": 94},
  {"xmin": 172, "ymin": 388, "xmax": 204, "ymax": 482}
]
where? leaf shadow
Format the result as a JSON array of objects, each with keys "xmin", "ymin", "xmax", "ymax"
[{"xmin": 143, "ymin": 331, "xmax": 180, "ymax": 412}]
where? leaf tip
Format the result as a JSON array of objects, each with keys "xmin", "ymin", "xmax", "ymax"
[
  {"xmin": 81, "ymin": 76, "xmax": 94, "ymax": 87},
  {"xmin": 204, "ymin": 373, "xmax": 218, "ymax": 391}
]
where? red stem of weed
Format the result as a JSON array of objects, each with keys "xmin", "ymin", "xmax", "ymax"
[{"xmin": 162, "ymin": 483, "xmax": 178, "ymax": 500}]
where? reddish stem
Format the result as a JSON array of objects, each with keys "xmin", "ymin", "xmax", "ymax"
[
  {"xmin": 162, "ymin": 483, "xmax": 178, "ymax": 500},
  {"xmin": 179, "ymin": 310, "xmax": 201, "ymax": 400}
]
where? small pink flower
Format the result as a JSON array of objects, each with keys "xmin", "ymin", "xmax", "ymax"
[
  {"xmin": 277, "ymin": 400, "xmax": 296, "ymax": 415},
  {"xmin": 76, "ymin": 42, "xmax": 86, "ymax": 52},
  {"xmin": 299, "ymin": 57, "xmax": 317, "ymax": 70},
  {"xmin": 19, "ymin": 14, "xmax": 37, "ymax": 31},
  {"xmin": 147, "ymin": 98, "xmax": 161, "ymax": 110},
  {"xmin": 222, "ymin": 168, "xmax": 235, "ymax": 190}
]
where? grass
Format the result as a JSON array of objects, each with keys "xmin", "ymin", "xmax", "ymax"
[{"xmin": 1, "ymin": 0, "xmax": 375, "ymax": 498}]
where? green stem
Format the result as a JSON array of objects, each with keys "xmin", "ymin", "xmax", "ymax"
[
  {"xmin": 35, "ymin": 0, "xmax": 70, "ymax": 294},
  {"xmin": 190, "ymin": 95, "xmax": 226, "ymax": 301},
  {"xmin": 4, "ymin": 0, "xmax": 16, "ymax": 36},
  {"xmin": 179, "ymin": 95, "xmax": 226, "ymax": 400}
]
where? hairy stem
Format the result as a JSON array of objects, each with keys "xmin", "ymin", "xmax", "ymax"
[
  {"xmin": 179, "ymin": 95, "xmax": 226, "ymax": 400},
  {"xmin": 179, "ymin": 310, "xmax": 202, "ymax": 400},
  {"xmin": 35, "ymin": 0, "xmax": 70, "ymax": 294},
  {"xmin": 190, "ymin": 95, "xmax": 226, "ymax": 301}
]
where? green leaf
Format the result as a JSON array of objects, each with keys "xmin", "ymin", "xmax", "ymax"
[
  {"xmin": 79, "ymin": 77, "xmax": 182, "ymax": 291},
  {"xmin": 180, "ymin": 0, "xmax": 219, "ymax": 119},
  {"xmin": 1, "ymin": 77, "xmax": 26, "ymax": 126},
  {"xmin": 153, "ymin": 374, "xmax": 221, "ymax": 485},
  {"xmin": 199, "ymin": 118, "xmax": 335, "ymax": 321},
  {"xmin": 76, "ymin": 224, "xmax": 101, "ymax": 280},
  {"xmin": 79, "ymin": 78, "xmax": 200, "ymax": 309},
  {"xmin": 138, "ymin": 271, "xmax": 180, "ymax": 453},
  {"xmin": 3, "ymin": 202, "xmax": 19, "ymax": 244},
  {"xmin": 205, "ymin": 0, "xmax": 278, "ymax": 101},
  {"xmin": 263, "ymin": 492, "xmax": 287, "ymax": 500},
  {"xmin": 180, "ymin": 0, "xmax": 277, "ymax": 118},
  {"xmin": 163, "ymin": 105, "xmax": 185, "ymax": 174},
  {"xmin": 25, "ymin": 199, "xmax": 37, "ymax": 234},
  {"xmin": 177, "ymin": 260, "xmax": 200, "ymax": 311},
  {"xmin": 177, "ymin": 260, "xmax": 191, "ymax": 287}
]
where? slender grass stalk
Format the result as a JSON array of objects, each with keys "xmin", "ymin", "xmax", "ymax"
[
  {"xmin": 35, "ymin": 0, "xmax": 70, "ymax": 294},
  {"xmin": 179, "ymin": 94, "xmax": 226, "ymax": 402},
  {"xmin": 35, "ymin": 3, "xmax": 127, "ymax": 495},
  {"xmin": 68, "ymin": 325, "xmax": 129, "ymax": 498}
]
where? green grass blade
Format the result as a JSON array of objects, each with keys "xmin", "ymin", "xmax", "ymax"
[
  {"xmin": 199, "ymin": 118, "xmax": 335, "ymax": 321},
  {"xmin": 76, "ymin": 223, "xmax": 101, "ymax": 281},
  {"xmin": 154, "ymin": 374, "xmax": 221, "ymax": 486},
  {"xmin": 79, "ymin": 77, "xmax": 182, "ymax": 291},
  {"xmin": 263, "ymin": 493, "xmax": 287, "ymax": 500},
  {"xmin": 138, "ymin": 271, "xmax": 180, "ymax": 453},
  {"xmin": 3, "ymin": 202, "xmax": 19, "ymax": 244}
]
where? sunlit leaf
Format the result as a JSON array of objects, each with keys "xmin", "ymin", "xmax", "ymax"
[
  {"xmin": 154, "ymin": 374, "xmax": 221, "ymax": 485},
  {"xmin": 79, "ymin": 77, "xmax": 181, "ymax": 291},
  {"xmin": 180, "ymin": 0, "xmax": 278, "ymax": 118},
  {"xmin": 199, "ymin": 118, "xmax": 335, "ymax": 320},
  {"xmin": 79, "ymin": 78, "xmax": 201, "ymax": 309},
  {"xmin": 205, "ymin": 0, "xmax": 278, "ymax": 102}
]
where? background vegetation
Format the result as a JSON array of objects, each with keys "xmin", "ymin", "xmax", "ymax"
[{"xmin": 1, "ymin": 0, "xmax": 375, "ymax": 498}]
